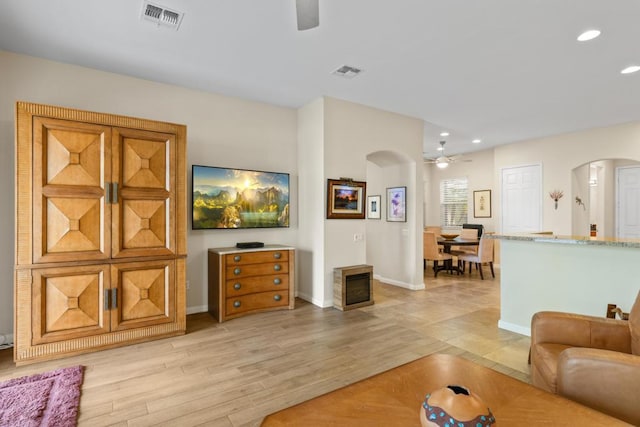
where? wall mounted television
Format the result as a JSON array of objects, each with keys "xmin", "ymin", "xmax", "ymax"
[{"xmin": 192, "ymin": 165, "xmax": 290, "ymax": 229}]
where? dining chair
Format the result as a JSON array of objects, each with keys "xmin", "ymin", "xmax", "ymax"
[
  {"xmin": 457, "ymin": 234, "xmax": 495, "ymax": 279},
  {"xmin": 423, "ymin": 231, "xmax": 453, "ymax": 277},
  {"xmin": 424, "ymin": 226, "xmax": 442, "ymax": 236}
]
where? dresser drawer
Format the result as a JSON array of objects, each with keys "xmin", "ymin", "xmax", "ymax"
[
  {"xmin": 226, "ymin": 275, "xmax": 289, "ymax": 297},
  {"xmin": 226, "ymin": 291, "xmax": 290, "ymax": 316},
  {"xmin": 226, "ymin": 261, "xmax": 288, "ymax": 279},
  {"xmin": 225, "ymin": 250, "xmax": 288, "ymax": 266}
]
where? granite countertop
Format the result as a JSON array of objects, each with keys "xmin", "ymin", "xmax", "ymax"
[{"xmin": 488, "ymin": 233, "xmax": 640, "ymax": 248}]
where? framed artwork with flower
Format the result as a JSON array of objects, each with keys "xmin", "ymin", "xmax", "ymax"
[{"xmin": 386, "ymin": 186, "xmax": 406, "ymax": 222}]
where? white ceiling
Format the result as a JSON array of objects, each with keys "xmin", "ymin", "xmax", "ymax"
[{"xmin": 1, "ymin": 1, "xmax": 639, "ymax": 158}]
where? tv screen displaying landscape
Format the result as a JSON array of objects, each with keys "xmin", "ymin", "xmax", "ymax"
[{"xmin": 192, "ymin": 165, "xmax": 290, "ymax": 229}]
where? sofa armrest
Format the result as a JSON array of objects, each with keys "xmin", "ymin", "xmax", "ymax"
[
  {"xmin": 558, "ymin": 348, "xmax": 640, "ymax": 425},
  {"xmin": 531, "ymin": 311, "xmax": 631, "ymax": 352}
]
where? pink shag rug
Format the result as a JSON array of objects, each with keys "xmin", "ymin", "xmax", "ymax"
[{"xmin": 0, "ymin": 365, "xmax": 84, "ymax": 427}]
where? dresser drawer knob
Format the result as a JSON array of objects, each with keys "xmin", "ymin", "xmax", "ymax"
[
  {"xmin": 233, "ymin": 300, "xmax": 241, "ymax": 308},
  {"xmin": 273, "ymin": 278, "xmax": 281, "ymax": 285},
  {"xmin": 273, "ymin": 294, "xmax": 282, "ymax": 302},
  {"xmin": 234, "ymin": 268, "xmax": 241, "ymax": 275},
  {"xmin": 274, "ymin": 264, "xmax": 281, "ymax": 271},
  {"xmin": 233, "ymin": 255, "xmax": 241, "ymax": 262},
  {"xmin": 273, "ymin": 252, "xmax": 282, "ymax": 259},
  {"xmin": 234, "ymin": 283, "xmax": 241, "ymax": 290}
]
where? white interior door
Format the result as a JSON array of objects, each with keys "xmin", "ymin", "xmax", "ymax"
[
  {"xmin": 617, "ymin": 166, "xmax": 640, "ymax": 238},
  {"xmin": 501, "ymin": 164, "xmax": 542, "ymax": 233}
]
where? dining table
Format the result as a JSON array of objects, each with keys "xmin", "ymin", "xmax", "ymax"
[{"xmin": 436, "ymin": 236, "xmax": 479, "ymax": 275}]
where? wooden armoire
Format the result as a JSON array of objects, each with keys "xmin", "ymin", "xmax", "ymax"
[{"xmin": 14, "ymin": 101, "xmax": 187, "ymax": 364}]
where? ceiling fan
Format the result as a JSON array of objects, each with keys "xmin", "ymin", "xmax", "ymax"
[
  {"xmin": 424, "ymin": 140, "xmax": 472, "ymax": 169},
  {"xmin": 296, "ymin": 0, "xmax": 319, "ymax": 31}
]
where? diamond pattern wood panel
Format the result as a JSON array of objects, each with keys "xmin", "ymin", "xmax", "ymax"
[
  {"xmin": 112, "ymin": 261, "xmax": 175, "ymax": 331},
  {"xmin": 46, "ymin": 197, "xmax": 102, "ymax": 253},
  {"xmin": 122, "ymin": 137, "xmax": 167, "ymax": 189},
  {"xmin": 122, "ymin": 200, "xmax": 166, "ymax": 249},
  {"xmin": 46, "ymin": 127, "xmax": 103, "ymax": 187},
  {"xmin": 121, "ymin": 268, "xmax": 165, "ymax": 320},
  {"xmin": 32, "ymin": 265, "xmax": 109, "ymax": 345}
]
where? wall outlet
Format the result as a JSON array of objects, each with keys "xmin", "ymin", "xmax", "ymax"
[
  {"xmin": 353, "ymin": 233, "xmax": 364, "ymax": 241},
  {"xmin": 186, "ymin": 280, "xmax": 190, "ymax": 290}
]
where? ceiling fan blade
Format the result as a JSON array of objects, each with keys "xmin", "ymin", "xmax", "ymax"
[{"xmin": 296, "ymin": 0, "xmax": 319, "ymax": 31}]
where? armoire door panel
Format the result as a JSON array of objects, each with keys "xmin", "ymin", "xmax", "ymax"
[
  {"xmin": 32, "ymin": 265, "xmax": 110, "ymax": 344},
  {"xmin": 111, "ymin": 261, "xmax": 175, "ymax": 331},
  {"xmin": 33, "ymin": 117, "xmax": 111, "ymax": 263},
  {"xmin": 111, "ymin": 127, "xmax": 176, "ymax": 258}
]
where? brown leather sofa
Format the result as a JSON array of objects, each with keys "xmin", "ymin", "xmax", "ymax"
[{"xmin": 530, "ymin": 291, "xmax": 640, "ymax": 425}]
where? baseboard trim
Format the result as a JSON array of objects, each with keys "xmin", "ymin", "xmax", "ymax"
[
  {"xmin": 498, "ymin": 320, "xmax": 531, "ymax": 337},
  {"xmin": 187, "ymin": 305, "xmax": 208, "ymax": 315},
  {"xmin": 296, "ymin": 292, "xmax": 331, "ymax": 308},
  {"xmin": 374, "ymin": 274, "xmax": 425, "ymax": 291}
]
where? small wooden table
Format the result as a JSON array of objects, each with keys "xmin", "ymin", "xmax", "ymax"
[{"xmin": 261, "ymin": 354, "xmax": 629, "ymax": 426}]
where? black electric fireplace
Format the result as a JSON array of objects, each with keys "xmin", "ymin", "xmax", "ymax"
[{"xmin": 333, "ymin": 265, "xmax": 374, "ymax": 311}]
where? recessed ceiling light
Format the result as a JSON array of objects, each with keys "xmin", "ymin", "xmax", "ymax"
[
  {"xmin": 621, "ymin": 65, "xmax": 640, "ymax": 75},
  {"xmin": 577, "ymin": 29, "xmax": 601, "ymax": 42},
  {"xmin": 472, "ymin": 139, "xmax": 482, "ymax": 144},
  {"xmin": 439, "ymin": 132, "xmax": 449, "ymax": 137}
]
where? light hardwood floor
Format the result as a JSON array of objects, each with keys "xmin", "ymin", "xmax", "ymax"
[{"xmin": 0, "ymin": 267, "xmax": 531, "ymax": 426}]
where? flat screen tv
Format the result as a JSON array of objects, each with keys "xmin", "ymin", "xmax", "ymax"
[{"xmin": 192, "ymin": 165, "xmax": 290, "ymax": 229}]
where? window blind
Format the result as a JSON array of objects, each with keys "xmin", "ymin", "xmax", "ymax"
[{"xmin": 440, "ymin": 178, "xmax": 468, "ymax": 226}]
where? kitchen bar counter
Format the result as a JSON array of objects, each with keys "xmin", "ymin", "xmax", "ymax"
[
  {"xmin": 489, "ymin": 233, "xmax": 640, "ymax": 248},
  {"xmin": 490, "ymin": 233, "xmax": 640, "ymax": 336}
]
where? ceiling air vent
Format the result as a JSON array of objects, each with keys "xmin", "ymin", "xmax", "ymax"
[
  {"xmin": 332, "ymin": 65, "xmax": 363, "ymax": 79},
  {"xmin": 140, "ymin": 1, "xmax": 184, "ymax": 30}
]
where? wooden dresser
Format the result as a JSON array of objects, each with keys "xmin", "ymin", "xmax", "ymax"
[
  {"xmin": 14, "ymin": 101, "xmax": 187, "ymax": 364},
  {"xmin": 208, "ymin": 246, "xmax": 295, "ymax": 322}
]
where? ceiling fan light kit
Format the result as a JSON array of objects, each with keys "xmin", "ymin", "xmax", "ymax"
[{"xmin": 425, "ymin": 140, "xmax": 471, "ymax": 169}]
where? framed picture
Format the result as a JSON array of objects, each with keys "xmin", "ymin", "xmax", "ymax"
[
  {"xmin": 326, "ymin": 179, "xmax": 366, "ymax": 219},
  {"xmin": 367, "ymin": 195, "xmax": 381, "ymax": 219},
  {"xmin": 386, "ymin": 186, "xmax": 406, "ymax": 222},
  {"xmin": 473, "ymin": 189, "xmax": 492, "ymax": 218}
]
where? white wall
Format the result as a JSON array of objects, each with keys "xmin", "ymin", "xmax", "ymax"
[
  {"xmin": 322, "ymin": 98, "xmax": 425, "ymax": 299},
  {"xmin": 297, "ymin": 98, "xmax": 325, "ymax": 305},
  {"xmin": 493, "ymin": 122, "xmax": 640, "ymax": 235},
  {"xmin": 367, "ymin": 161, "xmax": 423, "ymax": 289},
  {"xmin": 571, "ymin": 163, "xmax": 590, "ymax": 235},
  {"xmin": 0, "ymin": 50, "xmax": 298, "ymax": 336}
]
